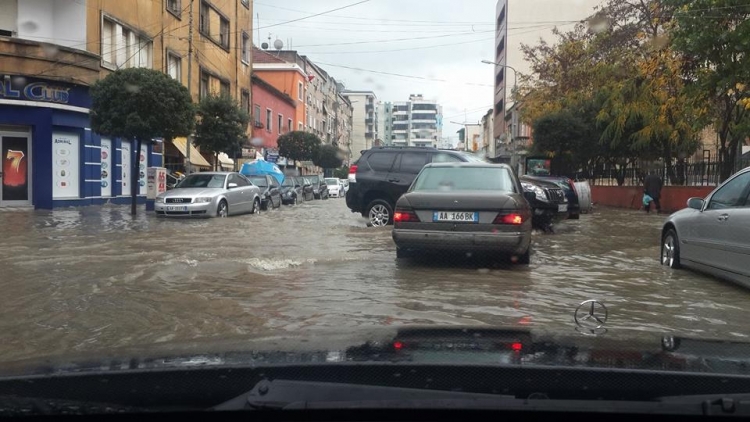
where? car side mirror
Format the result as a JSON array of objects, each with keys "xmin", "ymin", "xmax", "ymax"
[
  {"xmin": 227, "ymin": 183, "xmax": 238, "ymax": 189},
  {"xmin": 687, "ymin": 197, "xmax": 704, "ymax": 210},
  {"xmin": 523, "ymin": 191, "xmax": 536, "ymax": 202}
]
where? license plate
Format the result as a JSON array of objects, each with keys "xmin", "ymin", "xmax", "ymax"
[
  {"xmin": 433, "ymin": 211, "xmax": 478, "ymax": 223},
  {"xmin": 167, "ymin": 206, "xmax": 188, "ymax": 211},
  {"xmin": 558, "ymin": 204, "xmax": 568, "ymax": 212}
]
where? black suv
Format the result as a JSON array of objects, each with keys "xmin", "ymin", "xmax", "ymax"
[{"xmin": 346, "ymin": 147, "xmax": 484, "ymax": 226}]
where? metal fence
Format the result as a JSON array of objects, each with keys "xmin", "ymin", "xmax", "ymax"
[{"xmin": 589, "ymin": 158, "xmax": 749, "ymax": 187}]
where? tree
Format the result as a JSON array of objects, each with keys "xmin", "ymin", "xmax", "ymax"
[
  {"xmin": 194, "ymin": 94, "xmax": 249, "ymax": 170},
  {"xmin": 313, "ymin": 144, "xmax": 343, "ymax": 170},
  {"xmin": 665, "ymin": 0, "xmax": 750, "ymax": 181},
  {"xmin": 333, "ymin": 166, "xmax": 349, "ymax": 179},
  {"xmin": 531, "ymin": 110, "xmax": 588, "ymax": 176},
  {"xmin": 278, "ymin": 131, "xmax": 322, "ymax": 162},
  {"xmin": 90, "ymin": 68, "xmax": 194, "ymax": 215}
]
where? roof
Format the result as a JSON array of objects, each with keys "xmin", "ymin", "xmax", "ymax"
[
  {"xmin": 252, "ymin": 47, "xmax": 286, "ymax": 64},
  {"xmin": 251, "ymin": 75, "xmax": 297, "ymax": 107}
]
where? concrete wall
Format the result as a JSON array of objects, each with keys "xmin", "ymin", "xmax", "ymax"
[{"xmin": 590, "ymin": 185, "xmax": 715, "ymax": 213}]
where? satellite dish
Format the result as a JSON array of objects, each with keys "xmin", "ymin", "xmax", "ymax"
[
  {"xmin": 273, "ymin": 39, "xmax": 284, "ymax": 50},
  {"xmin": 261, "ymin": 42, "xmax": 269, "ymax": 49}
]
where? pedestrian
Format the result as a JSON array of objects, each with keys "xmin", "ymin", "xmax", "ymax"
[{"xmin": 643, "ymin": 171, "xmax": 662, "ymax": 213}]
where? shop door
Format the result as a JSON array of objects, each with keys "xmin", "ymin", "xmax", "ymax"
[{"xmin": 0, "ymin": 134, "xmax": 31, "ymax": 207}]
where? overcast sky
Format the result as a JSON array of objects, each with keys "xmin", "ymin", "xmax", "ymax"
[{"xmin": 254, "ymin": 0, "xmax": 604, "ymax": 143}]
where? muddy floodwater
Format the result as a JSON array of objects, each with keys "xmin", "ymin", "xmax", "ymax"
[{"xmin": 0, "ymin": 200, "xmax": 747, "ymax": 363}]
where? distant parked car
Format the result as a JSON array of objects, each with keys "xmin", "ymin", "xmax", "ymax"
[
  {"xmin": 307, "ymin": 175, "xmax": 329, "ymax": 200},
  {"xmin": 155, "ymin": 172, "xmax": 261, "ymax": 217},
  {"xmin": 325, "ymin": 178, "xmax": 341, "ymax": 198},
  {"xmin": 339, "ymin": 179, "xmax": 349, "ymax": 195},
  {"xmin": 280, "ymin": 177, "xmax": 304, "ymax": 205},
  {"xmin": 247, "ymin": 175, "xmax": 282, "ymax": 210},
  {"xmin": 661, "ymin": 166, "xmax": 750, "ymax": 287},
  {"xmin": 522, "ymin": 175, "xmax": 580, "ymax": 220},
  {"xmin": 296, "ymin": 177, "xmax": 315, "ymax": 201}
]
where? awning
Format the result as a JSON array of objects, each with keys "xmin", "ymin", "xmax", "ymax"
[
  {"xmin": 218, "ymin": 152, "xmax": 234, "ymax": 169},
  {"xmin": 171, "ymin": 137, "xmax": 211, "ymax": 168}
]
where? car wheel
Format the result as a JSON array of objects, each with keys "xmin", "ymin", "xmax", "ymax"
[
  {"xmin": 515, "ymin": 247, "xmax": 531, "ymax": 265},
  {"xmin": 661, "ymin": 228, "xmax": 681, "ymax": 269},
  {"xmin": 251, "ymin": 198, "xmax": 261, "ymax": 215},
  {"xmin": 366, "ymin": 199, "xmax": 393, "ymax": 227},
  {"xmin": 217, "ymin": 200, "xmax": 228, "ymax": 218}
]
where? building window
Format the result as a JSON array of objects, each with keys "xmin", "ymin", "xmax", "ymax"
[
  {"xmin": 166, "ymin": 52, "xmax": 181, "ymax": 81},
  {"xmin": 288, "ymin": 118, "xmax": 292, "ymax": 132},
  {"xmin": 254, "ymin": 105, "xmax": 261, "ymax": 125},
  {"xmin": 200, "ymin": 1, "xmax": 230, "ymax": 50},
  {"xmin": 101, "ymin": 17, "xmax": 152, "ymax": 69},
  {"xmin": 298, "ymin": 82, "xmax": 303, "ymax": 100},
  {"xmin": 298, "ymin": 122, "xmax": 303, "ymax": 130},
  {"xmin": 167, "ymin": 0, "xmax": 181, "ymax": 16},
  {"xmin": 266, "ymin": 109, "xmax": 273, "ymax": 132},
  {"xmin": 241, "ymin": 90, "xmax": 250, "ymax": 113},
  {"xmin": 220, "ymin": 81, "xmax": 230, "ymax": 97},
  {"xmin": 219, "ymin": 17, "xmax": 229, "ymax": 48},
  {"xmin": 241, "ymin": 32, "xmax": 250, "ymax": 63},
  {"xmin": 278, "ymin": 114, "xmax": 283, "ymax": 134},
  {"xmin": 200, "ymin": 70, "xmax": 210, "ymax": 99},
  {"xmin": 496, "ymin": 37, "xmax": 505, "ymax": 58}
]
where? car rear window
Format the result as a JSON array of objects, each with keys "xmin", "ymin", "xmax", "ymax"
[
  {"xmin": 365, "ymin": 152, "xmax": 397, "ymax": 172},
  {"xmin": 411, "ymin": 166, "xmax": 516, "ymax": 193}
]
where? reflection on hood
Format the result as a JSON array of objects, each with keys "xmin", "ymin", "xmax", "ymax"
[{"xmin": 3, "ymin": 327, "xmax": 750, "ymax": 377}]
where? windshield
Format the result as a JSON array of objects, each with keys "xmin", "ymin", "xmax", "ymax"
[
  {"xmin": 411, "ymin": 166, "xmax": 516, "ymax": 193},
  {"xmin": 7, "ymin": 0, "xmax": 750, "ymax": 411},
  {"xmin": 249, "ymin": 177, "xmax": 268, "ymax": 187},
  {"xmin": 176, "ymin": 174, "xmax": 226, "ymax": 189}
]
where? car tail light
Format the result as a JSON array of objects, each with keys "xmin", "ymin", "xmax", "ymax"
[
  {"xmin": 511, "ymin": 342, "xmax": 523, "ymax": 352},
  {"xmin": 348, "ymin": 165, "xmax": 357, "ymax": 183},
  {"xmin": 394, "ymin": 209, "xmax": 420, "ymax": 223},
  {"xmin": 493, "ymin": 213, "xmax": 525, "ymax": 225},
  {"xmin": 393, "ymin": 341, "xmax": 404, "ymax": 351}
]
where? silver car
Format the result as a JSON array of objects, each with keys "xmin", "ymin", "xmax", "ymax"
[
  {"xmin": 155, "ymin": 172, "xmax": 262, "ymax": 217},
  {"xmin": 661, "ymin": 166, "xmax": 750, "ymax": 287},
  {"xmin": 391, "ymin": 162, "xmax": 533, "ymax": 264}
]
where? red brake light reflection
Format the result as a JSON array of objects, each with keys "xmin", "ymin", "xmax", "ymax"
[
  {"xmin": 511, "ymin": 342, "xmax": 523, "ymax": 352},
  {"xmin": 393, "ymin": 341, "xmax": 404, "ymax": 351}
]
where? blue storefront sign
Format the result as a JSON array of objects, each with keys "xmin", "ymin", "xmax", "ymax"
[{"xmin": 0, "ymin": 74, "xmax": 160, "ymax": 209}]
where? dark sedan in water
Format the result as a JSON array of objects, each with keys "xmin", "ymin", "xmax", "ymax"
[
  {"xmin": 391, "ymin": 163, "xmax": 532, "ymax": 264},
  {"xmin": 280, "ymin": 177, "xmax": 304, "ymax": 205}
]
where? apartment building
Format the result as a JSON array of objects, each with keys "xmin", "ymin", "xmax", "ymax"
[
  {"xmin": 386, "ymin": 94, "xmax": 442, "ymax": 147},
  {"xmin": 0, "ymin": 0, "xmax": 252, "ymax": 208},
  {"xmin": 493, "ymin": 0, "xmax": 509, "ymax": 141},
  {"xmin": 342, "ymin": 90, "xmax": 378, "ymax": 162},
  {"xmin": 377, "ymin": 102, "xmax": 393, "ymax": 146}
]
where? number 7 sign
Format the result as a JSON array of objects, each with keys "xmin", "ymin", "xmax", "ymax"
[{"xmin": 5, "ymin": 150, "xmax": 25, "ymax": 172}]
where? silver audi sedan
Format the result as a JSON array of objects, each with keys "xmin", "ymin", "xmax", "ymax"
[
  {"xmin": 661, "ymin": 166, "xmax": 750, "ymax": 287},
  {"xmin": 155, "ymin": 172, "xmax": 262, "ymax": 217},
  {"xmin": 391, "ymin": 162, "xmax": 533, "ymax": 264}
]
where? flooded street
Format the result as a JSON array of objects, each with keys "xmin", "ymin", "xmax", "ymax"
[{"xmin": 0, "ymin": 199, "xmax": 748, "ymax": 363}]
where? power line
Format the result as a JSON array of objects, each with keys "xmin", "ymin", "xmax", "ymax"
[
  {"xmin": 312, "ymin": 61, "xmax": 493, "ymax": 88},
  {"xmin": 257, "ymin": 0, "xmax": 371, "ymax": 30},
  {"xmin": 293, "ymin": 30, "xmax": 495, "ymax": 48}
]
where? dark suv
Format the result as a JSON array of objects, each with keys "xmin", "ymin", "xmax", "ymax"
[{"xmin": 346, "ymin": 147, "xmax": 484, "ymax": 226}]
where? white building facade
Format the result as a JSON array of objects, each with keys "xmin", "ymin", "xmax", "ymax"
[
  {"xmin": 342, "ymin": 90, "xmax": 378, "ymax": 163},
  {"xmin": 389, "ymin": 94, "xmax": 442, "ymax": 147}
]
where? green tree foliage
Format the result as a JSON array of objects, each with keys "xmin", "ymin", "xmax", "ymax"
[
  {"xmin": 278, "ymin": 131, "xmax": 322, "ymax": 162},
  {"xmin": 665, "ymin": 0, "xmax": 750, "ymax": 181},
  {"xmin": 90, "ymin": 68, "xmax": 194, "ymax": 214},
  {"xmin": 194, "ymin": 94, "xmax": 249, "ymax": 170},
  {"xmin": 313, "ymin": 144, "xmax": 344, "ymax": 169},
  {"xmin": 333, "ymin": 166, "xmax": 349, "ymax": 179}
]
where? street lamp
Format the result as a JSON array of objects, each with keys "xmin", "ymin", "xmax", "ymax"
[{"xmin": 482, "ymin": 59, "xmax": 519, "ymax": 171}]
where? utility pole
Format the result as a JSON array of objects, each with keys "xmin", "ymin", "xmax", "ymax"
[{"xmin": 185, "ymin": 0, "xmax": 194, "ymax": 175}]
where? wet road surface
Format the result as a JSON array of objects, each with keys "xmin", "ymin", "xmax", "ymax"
[{"xmin": 0, "ymin": 199, "xmax": 748, "ymax": 363}]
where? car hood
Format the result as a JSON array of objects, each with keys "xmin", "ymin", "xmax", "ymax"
[
  {"xmin": 520, "ymin": 176, "xmax": 562, "ymax": 189},
  {"xmin": 4, "ymin": 326, "xmax": 747, "ymax": 377},
  {"xmin": 159, "ymin": 188, "xmax": 226, "ymax": 198}
]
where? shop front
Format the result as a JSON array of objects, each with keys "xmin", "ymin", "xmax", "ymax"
[{"xmin": 0, "ymin": 74, "xmax": 161, "ymax": 209}]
